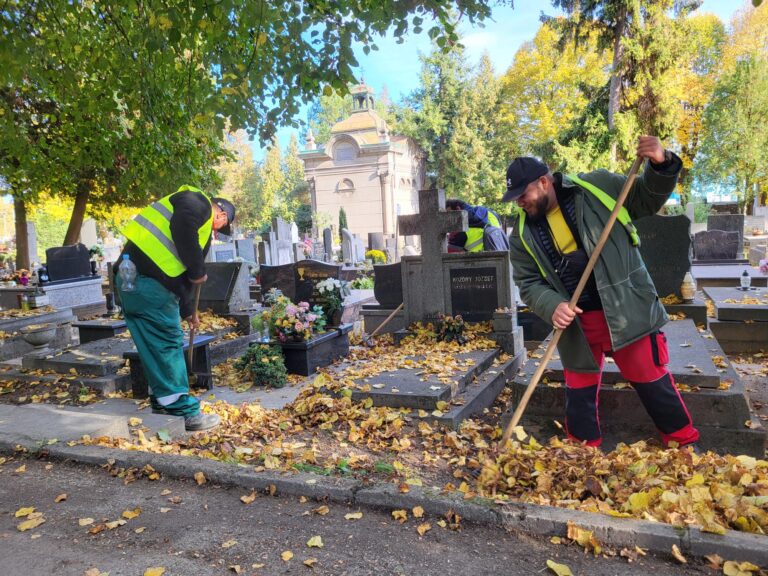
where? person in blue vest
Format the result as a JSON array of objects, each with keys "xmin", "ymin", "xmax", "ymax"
[
  {"xmin": 116, "ymin": 186, "xmax": 236, "ymax": 431},
  {"xmin": 504, "ymin": 136, "xmax": 700, "ymax": 451},
  {"xmin": 445, "ymin": 199, "xmax": 504, "ymax": 252}
]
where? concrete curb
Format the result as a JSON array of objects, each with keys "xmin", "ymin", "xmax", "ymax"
[{"xmin": 1, "ymin": 437, "xmax": 765, "ymax": 566}]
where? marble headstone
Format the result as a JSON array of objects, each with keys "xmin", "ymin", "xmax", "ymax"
[
  {"xmin": 694, "ymin": 230, "xmax": 740, "ymax": 261},
  {"xmin": 198, "ymin": 262, "xmax": 250, "ymax": 314},
  {"xmin": 708, "ymin": 214, "xmax": 745, "ymax": 256}
]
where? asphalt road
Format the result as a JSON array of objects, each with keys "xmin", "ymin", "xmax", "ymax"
[{"xmin": 0, "ymin": 457, "xmax": 716, "ymax": 576}]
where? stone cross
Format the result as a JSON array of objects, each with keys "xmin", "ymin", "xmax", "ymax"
[{"xmin": 398, "ymin": 188, "xmax": 467, "ymax": 322}]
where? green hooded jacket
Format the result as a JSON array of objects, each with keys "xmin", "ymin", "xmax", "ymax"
[{"xmin": 509, "ymin": 159, "xmax": 681, "ymax": 372}]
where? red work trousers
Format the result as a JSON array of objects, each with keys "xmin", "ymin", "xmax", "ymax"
[{"xmin": 563, "ymin": 310, "xmax": 699, "ymax": 447}]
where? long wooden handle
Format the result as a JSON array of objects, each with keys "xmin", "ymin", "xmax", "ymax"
[
  {"xmin": 187, "ymin": 283, "xmax": 202, "ymax": 368},
  {"xmin": 369, "ymin": 302, "xmax": 404, "ymax": 339},
  {"xmin": 500, "ymin": 155, "xmax": 644, "ymax": 447}
]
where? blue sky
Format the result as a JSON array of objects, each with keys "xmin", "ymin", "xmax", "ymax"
[{"xmin": 253, "ymin": 0, "xmax": 746, "ymax": 160}]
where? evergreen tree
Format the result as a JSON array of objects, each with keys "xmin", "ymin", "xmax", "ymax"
[{"xmin": 338, "ymin": 207, "xmax": 348, "ymax": 241}]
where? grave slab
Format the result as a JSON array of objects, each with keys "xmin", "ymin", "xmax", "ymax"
[
  {"xmin": 0, "ymin": 403, "xmax": 129, "ymax": 442},
  {"xmin": 708, "ymin": 319, "xmax": 768, "ymax": 354},
  {"xmin": 350, "ymin": 349, "xmax": 499, "ymax": 410},
  {"xmin": 691, "ymin": 264, "xmax": 767, "ymax": 288},
  {"xmin": 702, "ymin": 286, "xmax": 768, "ymax": 322},
  {"xmin": 22, "ymin": 336, "xmax": 133, "ymax": 376},
  {"xmin": 72, "ymin": 318, "xmax": 128, "ymax": 343},
  {"xmin": 521, "ymin": 320, "xmax": 722, "ymax": 388}
]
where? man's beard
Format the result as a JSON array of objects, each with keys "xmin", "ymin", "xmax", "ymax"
[{"xmin": 524, "ymin": 195, "xmax": 550, "ymax": 222}]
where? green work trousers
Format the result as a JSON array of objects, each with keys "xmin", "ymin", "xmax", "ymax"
[{"xmin": 116, "ymin": 274, "xmax": 200, "ymax": 417}]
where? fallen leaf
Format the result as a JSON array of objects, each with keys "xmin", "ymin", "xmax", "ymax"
[
  {"xmin": 303, "ymin": 558, "xmax": 318, "ymax": 568},
  {"xmin": 105, "ymin": 519, "xmax": 126, "ymax": 529},
  {"xmin": 312, "ymin": 505, "xmax": 330, "ymax": 516},
  {"xmin": 229, "ymin": 565, "xmax": 242, "ymax": 575},
  {"xmin": 159, "ymin": 507, "xmax": 171, "ymax": 513},
  {"xmin": 546, "ymin": 559, "xmax": 574, "ymax": 576},
  {"xmin": 306, "ymin": 535, "xmax": 323, "ymax": 548},
  {"xmin": 128, "ymin": 417, "xmax": 143, "ymax": 427},
  {"xmin": 412, "ymin": 506, "xmax": 424, "ymax": 519},
  {"xmin": 723, "ymin": 561, "xmax": 760, "ymax": 576},
  {"xmin": 671, "ymin": 544, "xmax": 687, "ymax": 564},
  {"xmin": 344, "ymin": 512, "xmax": 363, "ymax": 520},
  {"xmin": 17, "ymin": 516, "xmax": 46, "ymax": 531},
  {"xmin": 222, "ymin": 539, "xmax": 237, "ymax": 549},
  {"xmin": 15, "ymin": 464, "xmax": 26, "ymax": 473},
  {"xmin": 79, "ymin": 518, "xmax": 95, "ymax": 527},
  {"xmin": 392, "ymin": 509, "xmax": 408, "ymax": 523},
  {"xmin": 240, "ymin": 491, "xmax": 257, "ymax": 504},
  {"xmin": 122, "ymin": 507, "xmax": 141, "ymax": 519},
  {"xmin": 54, "ymin": 494, "xmax": 67, "ymax": 503},
  {"xmin": 134, "ymin": 527, "xmax": 146, "ymax": 534},
  {"xmin": 144, "ymin": 569, "xmax": 165, "ymax": 576},
  {"xmin": 416, "ymin": 522, "xmax": 431, "ymax": 536},
  {"xmin": 281, "ymin": 550, "xmax": 294, "ymax": 562},
  {"xmin": 194, "ymin": 471, "xmax": 206, "ymax": 485},
  {"xmin": 15, "ymin": 507, "xmax": 35, "ymax": 518}
]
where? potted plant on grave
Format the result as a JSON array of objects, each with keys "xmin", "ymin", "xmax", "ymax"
[
  {"xmin": 435, "ymin": 314, "xmax": 468, "ymax": 345},
  {"xmin": 234, "ymin": 344, "xmax": 288, "ymax": 388},
  {"xmin": 315, "ymin": 277, "xmax": 350, "ymax": 325},
  {"xmin": 365, "ymin": 249, "xmax": 387, "ymax": 264}
]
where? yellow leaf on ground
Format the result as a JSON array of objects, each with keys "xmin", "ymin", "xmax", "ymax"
[
  {"xmin": 303, "ymin": 558, "xmax": 318, "ymax": 567},
  {"xmin": 15, "ymin": 507, "xmax": 35, "ymax": 517},
  {"xmin": 723, "ymin": 561, "xmax": 760, "ymax": 576},
  {"xmin": 412, "ymin": 506, "xmax": 424, "ymax": 518},
  {"xmin": 17, "ymin": 516, "xmax": 46, "ymax": 531},
  {"xmin": 312, "ymin": 505, "xmax": 330, "ymax": 515},
  {"xmin": 416, "ymin": 522, "xmax": 431, "ymax": 536},
  {"xmin": 79, "ymin": 518, "xmax": 95, "ymax": 527},
  {"xmin": 144, "ymin": 569, "xmax": 166, "ymax": 576},
  {"xmin": 392, "ymin": 509, "xmax": 408, "ymax": 523},
  {"xmin": 54, "ymin": 494, "xmax": 67, "ymax": 503},
  {"xmin": 15, "ymin": 464, "xmax": 26, "ymax": 473},
  {"xmin": 240, "ymin": 491, "xmax": 257, "ymax": 504},
  {"xmin": 134, "ymin": 527, "xmax": 146, "ymax": 534},
  {"xmin": 306, "ymin": 535, "xmax": 323, "ymax": 548},
  {"xmin": 229, "ymin": 565, "xmax": 242, "ymax": 574},
  {"xmin": 546, "ymin": 559, "xmax": 574, "ymax": 576},
  {"xmin": 122, "ymin": 507, "xmax": 141, "ymax": 519},
  {"xmin": 671, "ymin": 544, "xmax": 687, "ymax": 564},
  {"xmin": 344, "ymin": 512, "xmax": 363, "ymax": 520},
  {"xmin": 128, "ymin": 417, "xmax": 143, "ymax": 426},
  {"xmin": 222, "ymin": 539, "xmax": 237, "ymax": 548},
  {"xmin": 281, "ymin": 550, "xmax": 294, "ymax": 562},
  {"xmin": 194, "ymin": 471, "xmax": 206, "ymax": 485}
]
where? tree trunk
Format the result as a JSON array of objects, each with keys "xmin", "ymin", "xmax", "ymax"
[
  {"xmin": 13, "ymin": 196, "xmax": 29, "ymax": 270},
  {"xmin": 608, "ymin": 10, "xmax": 627, "ymax": 165},
  {"xmin": 63, "ymin": 181, "xmax": 91, "ymax": 245}
]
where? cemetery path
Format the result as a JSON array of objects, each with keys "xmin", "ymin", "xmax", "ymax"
[{"xmin": 0, "ymin": 457, "xmax": 710, "ymax": 576}]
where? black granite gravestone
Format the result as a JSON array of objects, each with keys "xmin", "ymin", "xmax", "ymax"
[
  {"xmin": 198, "ymin": 262, "xmax": 250, "ymax": 314},
  {"xmin": 45, "ymin": 243, "xmax": 91, "ymax": 283},
  {"xmin": 449, "ymin": 266, "xmax": 499, "ymax": 322},
  {"xmin": 373, "ymin": 263, "xmax": 403, "ymax": 308},
  {"xmin": 708, "ymin": 214, "xmax": 745, "ymax": 256},
  {"xmin": 635, "ymin": 214, "xmax": 691, "ymax": 297},
  {"xmin": 259, "ymin": 262, "xmax": 296, "ymax": 301},
  {"xmin": 694, "ymin": 230, "xmax": 740, "ymax": 261},
  {"xmin": 294, "ymin": 260, "xmax": 342, "ymax": 307}
]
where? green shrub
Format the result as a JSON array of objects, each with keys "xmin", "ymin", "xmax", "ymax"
[
  {"xmin": 234, "ymin": 344, "xmax": 288, "ymax": 388},
  {"xmin": 350, "ymin": 276, "xmax": 374, "ymax": 290}
]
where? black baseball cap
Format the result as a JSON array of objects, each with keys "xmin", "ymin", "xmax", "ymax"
[
  {"xmin": 212, "ymin": 197, "xmax": 236, "ymax": 236},
  {"xmin": 502, "ymin": 157, "xmax": 550, "ymax": 202}
]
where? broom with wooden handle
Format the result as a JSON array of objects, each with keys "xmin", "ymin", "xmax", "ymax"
[{"xmin": 499, "ymin": 155, "xmax": 644, "ymax": 448}]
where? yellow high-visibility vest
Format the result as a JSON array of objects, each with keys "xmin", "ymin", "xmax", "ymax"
[
  {"xmin": 122, "ymin": 185, "xmax": 213, "ymax": 277},
  {"xmin": 464, "ymin": 211, "xmax": 501, "ymax": 252}
]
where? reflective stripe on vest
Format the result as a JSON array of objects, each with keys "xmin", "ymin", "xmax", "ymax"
[
  {"xmin": 122, "ymin": 186, "xmax": 213, "ymax": 277},
  {"xmin": 465, "ymin": 228, "xmax": 484, "ymax": 252},
  {"xmin": 567, "ymin": 174, "xmax": 640, "ymax": 246},
  {"xmin": 516, "ymin": 211, "xmax": 548, "ymax": 278}
]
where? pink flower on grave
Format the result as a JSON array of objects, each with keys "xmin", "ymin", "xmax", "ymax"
[
  {"xmin": 306, "ymin": 314, "xmax": 317, "ymax": 322},
  {"xmin": 298, "ymin": 301, "xmax": 309, "ymax": 310},
  {"xmin": 286, "ymin": 304, "xmax": 298, "ymax": 316},
  {"xmin": 295, "ymin": 321, "xmax": 304, "ymax": 332}
]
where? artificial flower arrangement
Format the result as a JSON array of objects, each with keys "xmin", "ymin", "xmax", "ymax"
[
  {"xmin": 315, "ymin": 277, "xmax": 350, "ymax": 322},
  {"xmin": 261, "ymin": 292, "xmax": 327, "ymax": 342}
]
